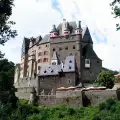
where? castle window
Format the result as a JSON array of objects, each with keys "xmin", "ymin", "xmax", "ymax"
[
  {"xmin": 59, "ymin": 47, "xmax": 62, "ymax": 50},
  {"xmin": 97, "ymin": 61, "xmax": 99, "ymax": 63},
  {"xmin": 65, "ymin": 46, "xmax": 68, "ymax": 50},
  {"xmin": 43, "ymin": 58, "xmax": 48, "ymax": 62},
  {"xmin": 73, "ymin": 45, "xmax": 75, "ymax": 49},
  {"xmin": 69, "ymin": 53, "xmax": 72, "ymax": 55},
  {"xmin": 38, "ymin": 66, "xmax": 41, "ymax": 70},
  {"xmin": 85, "ymin": 59, "xmax": 90, "ymax": 68},
  {"xmin": 44, "ymin": 51, "xmax": 48, "ymax": 55},
  {"xmin": 69, "ymin": 60, "xmax": 72, "ymax": 63},
  {"xmin": 46, "ymin": 45, "xmax": 48, "ymax": 47},
  {"xmin": 69, "ymin": 66, "xmax": 71, "ymax": 69},
  {"xmin": 53, "ymin": 48, "xmax": 55, "ymax": 51},
  {"xmin": 39, "ymin": 46, "xmax": 41, "ymax": 49},
  {"xmin": 38, "ymin": 59, "xmax": 42, "ymax": 63},
  {"xmin": 68, "ymin": 79, "xmax": 71, "ymax": 84},
  {"xmin": 85, "ymin": 59, "xmax": 90, "ymax": 64},
  {"xmin": 38, "ymin": 52, "xmax": 42, "ymax": 56}
]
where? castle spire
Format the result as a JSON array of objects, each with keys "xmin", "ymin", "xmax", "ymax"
[
  {"xmin": 50, "ymin": 24, "xmax": 58, "ymax": 38},
  {"xmin": 51, "ymin": 51, "xmax": 59, "ymax": 65}
]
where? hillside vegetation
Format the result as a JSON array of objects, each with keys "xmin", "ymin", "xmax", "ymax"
[{"xmin": 1, "ymin": 99, "xmax": 120, "ymax": 120}]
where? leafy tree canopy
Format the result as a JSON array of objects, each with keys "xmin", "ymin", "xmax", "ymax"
[
  {"xmin": 0, "ymin": 59, "xmax": 18, "ymax": 108},
  {"xmin": 110, "ymin": 0, "xmax": 120, "ymax": 30},
  {"xmin": 95, "ymin": 70, "xmax": 115, "ymax": 89},
  {"xmin": 0, "ymin": 0, "xmax": 17, "ymax": 58}
]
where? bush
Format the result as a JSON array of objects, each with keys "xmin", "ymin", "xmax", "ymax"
[
  {"xmin": 27, "ymin": 114, "xmax": 42, "ymax": 120},
  {"xmin": 95, "ymin": 70, "xmax": 115, "ymax": 89}
]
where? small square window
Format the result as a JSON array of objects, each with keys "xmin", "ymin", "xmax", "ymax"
[
  {"xmin": 85, "ymin": 59, "xmax": 90, "ymax": 64},
  {"xmin": 44, "ymin": 51, "xmax": 48, "ymax": 55},
  {"xmin": 65, "ymin": 46, "xmax": 68, "ymax": 50},
  {"xmin": 43, "ymin": 58, "xmax": 48, "ymax": 62},
  {"xmin": 59, "ymin": 47, "xmax": 62, "ymax": 50},
  {"xmin": 53, "ymin": 48, "xmax": 55, "ymax": 51},
  {"xmin": 97, "ymin": 61, "xmax": 99, "ymax": 63},
  {"xmin": 46, "ymin": 45, "xmax": 48, "ymax": 47},
  {"xmin": 73, "ymin": 45, "xmax": 75, "ymax": 49},
  {"xmin": 38, "ymin": 52, "xmax": 42, "ymax": 56},
  {"xmin": 38, "ymin": 59, "xmax": 42, "ymax": 63}
]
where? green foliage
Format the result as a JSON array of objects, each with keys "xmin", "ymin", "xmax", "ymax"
[
  {"xmin": 0, "ymin": 59, "xmax": 18, "ymax": 108},
  {"xmin": 95, "ymin": 70, "xmax": 115, "ymax": 89},
  {"xmin": 110, "ymin": 0, "xmax": 120, "ymax": 30},
  {"xmin": 0, "ymin": 0, "xmax": 17, "ymax": 58},
  {"xmin": 2, "ymin": 99, "xmax": 120, "ymax": 120}
]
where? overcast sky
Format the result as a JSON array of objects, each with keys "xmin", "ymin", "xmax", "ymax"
[{"xmin": 0, "ymin": 0, "xmax": 120, "ymax": 71}]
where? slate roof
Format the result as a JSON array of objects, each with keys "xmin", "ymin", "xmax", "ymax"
[
  {"xmin": 82, "ymin": 27, "xmax": 93, "ymax": 43},
  {"xmin": 39, "ymin": 34, "xmax": 50, "ymax": 44},
  {"xmin": 38, "ymin": 56, "xmax": 76, "ymax": 76},
  {"xmin": 62, "ymin": 56, "xmax": 75, "ymax": 72},
  {"xmin": 50, "ymin": 25, "xmax": 58, "ymax": 33},
  {"xmin": 39, "ymin": 65, "xmax": 61, "ymax": 76},
  {"xmin": 83, "ymin": 44, "xmax": 101, "ymax": 60},
  {"xmin": 37, "ymin": 21, "xmax": 93, "ymax": 44},
  {"xmin": 52, "ymin": 51, "xmax": 58, "ymax": 60}
]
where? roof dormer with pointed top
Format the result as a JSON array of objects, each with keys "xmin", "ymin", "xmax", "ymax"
[
  {"xmin": 51, "ymin": 51, "xmax": 59, "ymax": 65},
  {"xmin": 50, "ymin": 24, "xmax": 58, "ymax": 38}
]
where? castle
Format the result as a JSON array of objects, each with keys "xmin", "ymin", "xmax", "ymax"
[{"xmin": 14, "ymin": 19, "xmax": 102, "ymax": 99}]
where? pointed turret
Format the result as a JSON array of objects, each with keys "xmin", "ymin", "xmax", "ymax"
[
  {"xmin": 75, "ymin": 21, "xmax": 82, "ymax": 34},
  {"xmin": 51, "ymin": 51, "xmax": 59, "ymax": 65},
  {"xmin": 50, "ymin": 25, "xmax": 58, "ymax": 38}
]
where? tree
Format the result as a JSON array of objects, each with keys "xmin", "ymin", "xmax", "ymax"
[
  {"xmin": 110, "ymin": 0, "xmax": 120, "ymax": 30},
  {"xmin": 95, "ymin": 70, "xmax": 115, "ymax": 89},
  {"xmin": 0, "ymin": 59, "xmax": 18, "ymax": 108},
  {"xmin": 0, "ymin": 0, "xmax": 17, "ymax": 58}
]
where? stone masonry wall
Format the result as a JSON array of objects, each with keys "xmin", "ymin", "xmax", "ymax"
[{"xmin": 83, "ymin": 90, "xmax": 117, "ymax": 106}]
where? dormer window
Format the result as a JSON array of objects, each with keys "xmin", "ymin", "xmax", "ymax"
[
  {"xmin": 54, "ymin": 33, "xmax": 58, "ymax": 36},
  {"xmin": 64, "ymin": 30, "xmax": 70, "ymax": 36},
  {"xmin": 64, "ymin": 31, "xmax": 68, "ymax": 34},
  {"xmin": 85, "ymin": 59, "xmax": 90, "ymax": 68},
  {"xmin": 75, "ymin": 29, "xmax": 82, "ymax": 34},
  {"xmin": 51, "ymin": 70, "xmax": 54, "ymax": 73},
  {"xmin": 44, "ymin": 70, "xmax": 47, "ymax": 73},
  {"xmin": 69, "ymin": 66, "xmax": 71, "ymax": 69},
  {"xmin": 52, "ymin": 62, "xmax": 56, "ymax": 65}
]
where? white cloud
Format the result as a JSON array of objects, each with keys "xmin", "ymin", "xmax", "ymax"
[{"xmin": 1, "ymin": 0, "xmax": 120, "ymax": 71}]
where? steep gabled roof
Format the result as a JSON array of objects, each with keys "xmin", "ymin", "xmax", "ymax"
[
  {"xmin": 52, "ymin": 51, "xmax": 58, "ymax": 60},
  {"xmin": 82, "ymin": 27, "xmax": 93, "ymax": 43},
  {"xmin": 83, "ymin": 44, "xmax": 101, "ymax": 60},
  {"xmin": 39, "ymin": 34, "xmax": 50, "ymax": 44}
]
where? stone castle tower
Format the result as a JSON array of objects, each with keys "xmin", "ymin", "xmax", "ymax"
[{"xmin": 14, "ymin": 19, "xmax": 102, "ymax": 98}]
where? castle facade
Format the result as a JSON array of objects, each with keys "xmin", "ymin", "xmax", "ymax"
[{"xmin": 14, "ymin": 19, "xmax": 102, "ymax": 97}]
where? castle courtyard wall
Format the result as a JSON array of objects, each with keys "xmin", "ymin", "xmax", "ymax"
[{"xmin": 15, "ymin": 88, "xmax": 120, "ymax": 107}]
